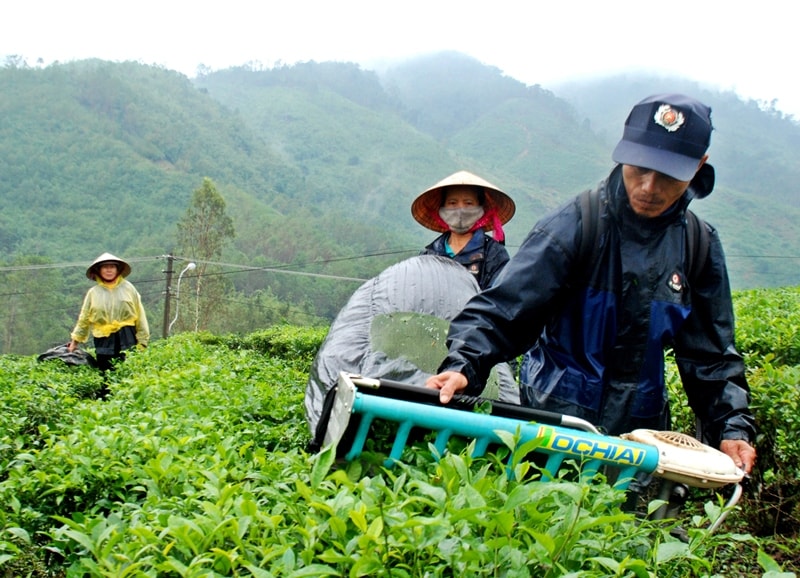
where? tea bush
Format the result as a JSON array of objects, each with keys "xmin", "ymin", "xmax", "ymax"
[
  {"xmin": 218, "ymin": 324, "xmax": 329, "ymax": 368},
  {"xmin": 735, "ymin": 286, "xmax": 800, "ymax": 366},
  {"xmin": 665, "ymin": 286, "xmax": 800, "ymax": 571},
  {"xmin": 1, "ymin": 286, "xmax": 798, "ymax": 576},
  {"xmin": 729, "ymin": 288, "xmax": 799, "ymax": 541},
  {"xmin": 746, "ymin": 362, "xmax": 800, "ymax": 536}
]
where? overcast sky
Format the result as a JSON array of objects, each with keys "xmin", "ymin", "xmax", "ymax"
[{"xmin": 3, "ymin": 0, "xmax": 798, "ymax": 118}]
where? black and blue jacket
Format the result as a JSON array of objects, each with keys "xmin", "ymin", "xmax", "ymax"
[
  {"xmin": 440, "ymin": 166, "xmax": 755, "ymax": 446},
  {"xmin": 421, "ymin": 229, "xmax": 510, "ymax": 290}
]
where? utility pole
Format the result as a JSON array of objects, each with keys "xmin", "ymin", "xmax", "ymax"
[{"xmin": 162, "ymin": 254, "xmax": 174, "ymax": 339}]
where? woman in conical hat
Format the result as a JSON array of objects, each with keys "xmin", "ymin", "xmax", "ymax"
[
  {"xmin": 412, "ymin": 170, "xmax": 515, "ymax": 290},
  {"xmin": 67, "ymin": 252, "xmax": 150, "ymax": 395}
]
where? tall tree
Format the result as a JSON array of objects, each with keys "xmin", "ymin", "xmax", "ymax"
[{"xmin": 175, "ymin": 178, "xmax": 235, "ymax": 332}]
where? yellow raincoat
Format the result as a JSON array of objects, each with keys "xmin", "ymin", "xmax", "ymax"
[{"xmin": 70, "ymin": 275, "xmax": 150, "ymax": 346}]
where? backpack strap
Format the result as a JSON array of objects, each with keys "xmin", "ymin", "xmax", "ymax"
[
  {"xmin": 579, "ymin": 189, "xmax": 594, "ymax": 265},
  {"xmin": 684, "ymin": 209, "xmax": 710, "ymax": 283},
  {"xmin": 577, "ymin": 188, "xmax": 605, "ymax": 276}
]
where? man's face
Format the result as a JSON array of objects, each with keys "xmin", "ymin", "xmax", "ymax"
[{"xmin": 622, "ymin": 165, "xmax": 693, "ymax": 218}]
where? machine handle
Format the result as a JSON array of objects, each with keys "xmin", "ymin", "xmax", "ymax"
[{"xmin": 350, "ymin": 375, "xmax": 601, "ymax": 434}]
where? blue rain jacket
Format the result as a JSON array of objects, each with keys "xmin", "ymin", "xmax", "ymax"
[{"xmin": 439, "ymin": 166, "xmax": 755, "ymax": 446}]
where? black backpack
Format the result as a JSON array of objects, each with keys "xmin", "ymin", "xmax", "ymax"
[{"xmin": 577, "ymin": 188, "xmax": 710, "ymax": 284}]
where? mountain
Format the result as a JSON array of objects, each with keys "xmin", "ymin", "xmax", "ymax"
[
  {"xmin": 1, "ymin": 52, "xmax": 798, "ymax": 353},
  {"xmin": 195, "ymin": 52, "xmax": 799, "ymax": 289},
  {"xmin": 0, "ymin": 59, "xmax": 301, "ymax": 255}
]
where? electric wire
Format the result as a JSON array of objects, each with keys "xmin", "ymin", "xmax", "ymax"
[
  {"xmin": 0, "ymin": 248, "xmax": 422, "ymax": 327},
  {"xmin": 1, "ymin": 248, "xmax": 797, "ymax": 328}
]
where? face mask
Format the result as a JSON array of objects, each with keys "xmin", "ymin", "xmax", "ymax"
[{"xmin": 438, "ymin": 206, "xmax": 485, "ymax": 234}]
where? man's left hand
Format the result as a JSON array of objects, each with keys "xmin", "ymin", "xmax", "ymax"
[{"xmin": 720, "ymin": 439, "xmax": 756, "ymax": 475}]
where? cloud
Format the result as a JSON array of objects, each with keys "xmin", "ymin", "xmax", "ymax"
[{"xmin": 3, "ymin": 0, "xmax": 798, "ymax": 117}]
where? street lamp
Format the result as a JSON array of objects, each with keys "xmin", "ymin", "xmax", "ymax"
[{"xmin": 168, "ymin": 262, "xmax": 196, "ymax": 335}]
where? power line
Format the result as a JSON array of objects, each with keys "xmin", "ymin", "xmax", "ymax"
[
  {"xmin": 0, "ymin": 255, "xmax": 165, "ymax": 273},
  {"xmin": 0, "ymin": 248, "xmax": 417, "ymax": 301},
  {"xmin": 0, "ymin": 248, "xmax": 419, "ymax": 276},
  {"xmin": 0, "ymin": 249, "xmax": 421, "ymax": 326},
  {"xmin": 178, "ymin": 258, "xmax": 369, "ymax": 282},
  {"xmin": 1, "ymin": 249, "xmax": 797, "ymax": 306}
]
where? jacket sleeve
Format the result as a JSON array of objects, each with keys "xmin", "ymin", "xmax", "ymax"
[
  {"xmin": 131, "ymin": 284, "xmax": 150, "ymax": 347},
  {"xmin": 439, "ymin": 203, "xmax": 581, "ymax": 394},
  {"xmin": 673, "ymin": 226, "xmax": 756, "ymax": 446},
  {"xmin": 70, "ymin": 290, "xmax": 94, "ymax": 343}
]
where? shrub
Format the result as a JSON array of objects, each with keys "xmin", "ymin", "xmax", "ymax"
[
  {"xmin": 746, "ymin": 362, "xmax": 800, "ymax": 536},
  {"xmin": 734, "ymin": 286, "xmax": 800, "ymax": 366},
  {"xmin": 664, "ymin": 286, "xmax": 800, "ymax": 562},
  {"xmin": 220, "ymin": 324, "xmax": 328, "ymax": 370},
  {"xmin": 1, "ymin": 311, "xmax": 798, "ymax": 576}
]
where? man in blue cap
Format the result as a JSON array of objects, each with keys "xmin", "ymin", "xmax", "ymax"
[{"xmin": 426, "ymin": 93, "xmax": 757, "ymax": 477}]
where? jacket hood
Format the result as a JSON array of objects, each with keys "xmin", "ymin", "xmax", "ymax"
[{"xmin": 686, "ymin": 163, "xmax": 715, "ymax": 200}]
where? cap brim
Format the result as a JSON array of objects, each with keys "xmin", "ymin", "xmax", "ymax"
[{"xmin": 612, "ymin": 140, "xmax": 702, "ymax": 181}]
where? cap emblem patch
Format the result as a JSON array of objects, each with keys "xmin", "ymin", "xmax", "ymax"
[{"xmin": 654, "ymin": 104, "xmax": 685, "ymax": 132}]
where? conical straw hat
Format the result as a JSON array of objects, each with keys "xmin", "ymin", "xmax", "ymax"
[
  {"xmin": 411, "ymin": 170, "xmax": 515, "ymax": 232},
  {"xmin": 86, "ymin": 252, "xmax": 132, "ymax": 280}
]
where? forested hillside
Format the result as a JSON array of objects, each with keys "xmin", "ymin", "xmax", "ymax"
[
  {"xmin": 1, "ymin": 52, "xmax": 798, "ymax": 354},
  {"xmin": 195, "ymin": 52, "xmax": 800, "ymax": 290}
]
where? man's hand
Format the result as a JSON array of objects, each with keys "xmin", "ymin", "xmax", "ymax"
[
  {"xmin": 425, "ymin": 371, "xmax": 468, "ymax": 403},
  {"xmin": 720, "ymin": 439, "xmax": 757, "ymax": 475}
]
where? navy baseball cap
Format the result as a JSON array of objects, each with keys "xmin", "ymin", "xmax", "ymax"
[{"xmin": 612, "ymin": 94, "xmax": 713, "ymax": 181}]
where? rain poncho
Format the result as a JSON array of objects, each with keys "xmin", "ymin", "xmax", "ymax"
[
  {"xmin": 70, "ymin": 276, "xmax": 150, "ymax": 347},
  {"xmin": 305, "ymin": 255, "xmax": 519, "ymax": 434}
]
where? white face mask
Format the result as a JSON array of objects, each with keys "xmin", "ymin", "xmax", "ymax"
[{"xmin": 438, "ymin": 206, "xmax": 485, "ymax": 234}]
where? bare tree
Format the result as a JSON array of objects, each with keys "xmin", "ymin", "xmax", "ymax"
[{"xmin": 3, "ymin": 54, "xmax": 28, "ymax": 69}]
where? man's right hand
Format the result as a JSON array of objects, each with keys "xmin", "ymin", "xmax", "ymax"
[
  {"xmin": 720, "ymin": 439, "xmax": 757, "ymax": 475},
  {"xmin": 425, "ymin": 371, "xmax": 468, "ymax": 403}
]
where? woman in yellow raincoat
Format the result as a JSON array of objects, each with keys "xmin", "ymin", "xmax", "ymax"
[{"xmin": 68, "ymin": 252, "xmax": 150, "ymax": 377}]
